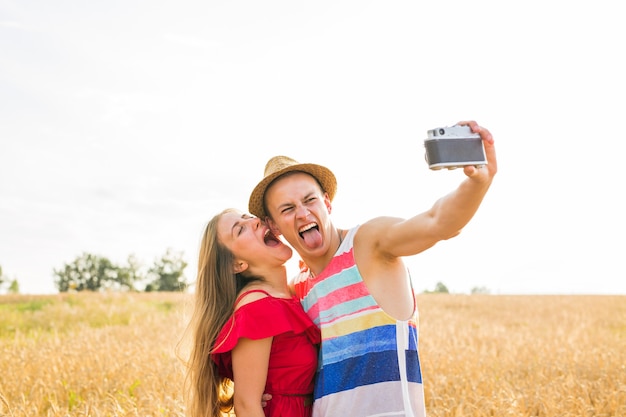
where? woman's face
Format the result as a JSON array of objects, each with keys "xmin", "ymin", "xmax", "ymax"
[{"xmin": 217, "ymin": 210, "xmax": 292, "ymax": 273}]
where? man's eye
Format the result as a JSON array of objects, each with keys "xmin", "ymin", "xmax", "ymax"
[
  {"xmin": 237, "ymin": 225, "xmax": 245, "ymax": 235},
  {"xmin": 281, "ymin": 207, "xmax": 294, "ymax": 214}
]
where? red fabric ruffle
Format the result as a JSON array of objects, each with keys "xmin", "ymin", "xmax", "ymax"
[{"xmin": 212, "ymin": 295, "xmax": 320, "ymax": 355}]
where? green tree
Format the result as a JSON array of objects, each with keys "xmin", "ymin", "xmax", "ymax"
[
  {"xmin": 8, "ymin": 279, "xmax": 19, "ymax": 294},
  {"xmin": 146, "ymin": 248, "xmax": 188, "ymax": 292},
  {"xmin": 471, "ymin": 286, "xmax": 490, "ymax": 295},
  {"xmin": 53, "ymin": 253, "xmax": 127, "ymax": 292},
  {"xmin": 0, "ymin": 266, "xmax": 14, "ymax": 294},
  {"xmin": 433, "ymin": 282, "xmax": 450, "ymax": 293},
  {"xmin": 116, "ymin": 254, "xmax": 144, "ymax": 291},
  {"xmin": 422, "ymin": 281, "xmax": 450, "ymax": 294}
]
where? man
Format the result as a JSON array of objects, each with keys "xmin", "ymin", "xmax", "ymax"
[{"xmin": 249, "ymin": 121, "xmax": 497, "ymax": 416}]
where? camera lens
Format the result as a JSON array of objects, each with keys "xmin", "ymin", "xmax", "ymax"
[{"xmin": 438, "ymin": 128, "xmax": 445, "ymax": 135}]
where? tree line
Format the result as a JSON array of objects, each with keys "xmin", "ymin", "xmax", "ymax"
[
  {"xmin": 0, "ymin": 248, "xmax": 189, "ymax": 294},
  {"xmin": 0, "ymin": 265, "xmax": 20, "ymax": 294},
  {"xmin": 2, "ymin": 257, "xmax": 491, "ymax": 295}
]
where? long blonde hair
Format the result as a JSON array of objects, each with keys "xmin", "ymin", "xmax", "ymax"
[{"xmin": 182, "ymin": 209, "xmax": 261, "ymax": 417}]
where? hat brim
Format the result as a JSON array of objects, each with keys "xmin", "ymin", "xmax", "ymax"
[{"xmin": 248, "ymin": 163, "xmax": 337, "ymax": 219}]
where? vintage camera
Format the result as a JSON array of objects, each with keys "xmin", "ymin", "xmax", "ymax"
[{"xmin": 424, "ymin": 125, "xmax": 487, "ymax": 170}]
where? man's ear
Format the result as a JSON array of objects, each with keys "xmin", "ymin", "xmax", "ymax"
[
  {"xmin": 233, "ymin": 260, "xmax": 248, "ymax": 274},
  {"xmin": 324, "ymin": 194, "xmax": 332, "ymax": 214},
  {"xmin": 267, "ymin": 218, "xmax": 281, "ymax": 236}
]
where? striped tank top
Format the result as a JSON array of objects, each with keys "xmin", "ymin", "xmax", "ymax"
[{"xmin": 293, "ymin": 226, "xmax": 426, "ymax": 417}]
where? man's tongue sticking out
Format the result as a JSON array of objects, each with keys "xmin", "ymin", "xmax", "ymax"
[{"xmin": 301, "ymin": 228, "xmax": 322, "ymax": 249}]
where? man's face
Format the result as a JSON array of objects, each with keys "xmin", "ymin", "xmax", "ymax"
[{"xmin": 264, "ymin": 172, "xmax": 333, "ymax": 258}]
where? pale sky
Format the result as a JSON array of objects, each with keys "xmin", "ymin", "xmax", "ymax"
[{"xmin": 1, "ymin": 1, "xmax": 625, "ymax": 295}]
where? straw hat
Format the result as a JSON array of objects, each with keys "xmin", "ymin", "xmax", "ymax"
[{"xmin": 248, "ymin": 155, "xmax": 337, "ymax": 219}]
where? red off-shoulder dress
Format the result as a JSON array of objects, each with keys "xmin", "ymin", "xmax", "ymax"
[{"xmin": 212, "ymin": 290, "xmax": 321, "ymax": 417}]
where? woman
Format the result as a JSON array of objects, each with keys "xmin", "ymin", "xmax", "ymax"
[{"xmin": 183, "ymin": 208, "xmax": 320, "ymax": 417}]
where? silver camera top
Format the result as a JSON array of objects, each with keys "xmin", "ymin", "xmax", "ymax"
[{"xmin": 427, "ymin": 125, "xmax": 479, "ymax": 140}]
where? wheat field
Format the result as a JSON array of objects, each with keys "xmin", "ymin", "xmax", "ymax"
[{"xmin": 1, "ymin": 292, "xmax": 624, "ymax": 417}]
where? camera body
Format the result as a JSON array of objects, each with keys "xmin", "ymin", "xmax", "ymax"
[{"xmin": 424, "ymin": 125, "xmax": 487, "ymax": 170}]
